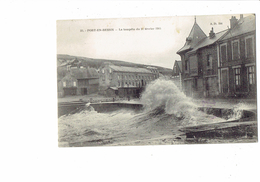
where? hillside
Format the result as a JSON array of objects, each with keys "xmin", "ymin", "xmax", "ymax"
[{"xmin": 57, "ymin": 54, "xmax": 173, "ymax": 76}]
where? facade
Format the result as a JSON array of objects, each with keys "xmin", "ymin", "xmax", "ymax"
[
  {"xmin": 172, "ymin": 60, "xmax": 182, "ymax": 90},
  {"xmin": 99, "ymin": 63, "xmax": 159, "ymax": 98},
  {"xmin": 218, "ymin": 15, "xmax": 256, "ymax": 98},
  {"xmin": 58, "ymin": 66, "xmax": 99, "ymax": 97},
  {"xmin": 176, "ymin": 14, "xmax": 256, "ymax": 98},
  {"xmin": 177, "ymin": 18, "xmax": 226, "ymax": 98}
]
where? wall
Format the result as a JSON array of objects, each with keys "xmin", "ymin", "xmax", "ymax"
[
  {"xmin": 98, "ymin": 64, "xmax": 158, "ymax": 95},
  {"xmin": 219, "ymin": 32, "xmax": 256, "ymax": 97},
  {"xmin": 198, "ymin": 45, "xmax": 219, "ymax": 97},
  {"xmin": 171, "ymin": 76, "xmax": 182, "ymax": 91}
]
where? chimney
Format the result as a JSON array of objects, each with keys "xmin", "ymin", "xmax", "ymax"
[
  {"xmin": 230, "ymin": 16, "xmax": 238, "ymax": 29},
  {"xmin": 209, "ymin": 27, "xmax": 215, "ymax": 39},
  {"xmin": 240, "ymin": 14, "xmax": 243, "ymax": 20}
]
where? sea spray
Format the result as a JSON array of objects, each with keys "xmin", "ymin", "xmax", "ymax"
[
  {"xmin": 140, "ymin": 79, "xmax": 197, "ymax": 119},
  {"xmin": 58, "ymin": 79, "xmax": 230, "ymax": 146},
  {"xmin": 227, "ymin": 102, "xmax": 252, "ymax": 121}
]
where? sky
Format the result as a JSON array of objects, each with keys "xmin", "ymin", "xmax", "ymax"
[{"xmin": 57, "ymin": 14, "xmax": 249, "ymax": 69}]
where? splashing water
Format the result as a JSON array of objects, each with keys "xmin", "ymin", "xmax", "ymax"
[
  {"xmin": 58, "ymin": 79, "xmax": 231, "ymax": 146},
  {"xmin": 141, "ymin": 79, "xmax": 197, "ymax": 118}
]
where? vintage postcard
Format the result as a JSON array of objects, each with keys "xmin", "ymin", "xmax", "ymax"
[{"xmin": 57, "ymin": 14, "xmax": 257, "ymax": 147}]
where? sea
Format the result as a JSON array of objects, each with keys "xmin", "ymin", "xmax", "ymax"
[{"xmin": 58, "ymin": 79, "xmax": 252, "ymax": 147}]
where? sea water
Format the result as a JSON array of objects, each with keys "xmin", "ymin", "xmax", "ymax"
[{"xmin": 58, "ymin": 79, "xmax": 244, "ymax": 146}]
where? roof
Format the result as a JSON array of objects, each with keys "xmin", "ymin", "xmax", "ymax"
[
  {"xmin": 58, "ymin": 58, "xmax": 80, "ymax": 67},
  {"xmin": 119, "ymin": 86, "xmax": 140, "ymax": 88},
  {"xmin": 109, "ymin": 65, "xmax": 152, "ymax": 74},
  {"xmin": 107, "ymin": 87, "xmax": 118, "ymax": 90},
  {"xmin": 220, "ymin": 14, "xmax": 255, "ymax": 41},
  {"xmin": 70, "ymin": 67, "xmax": 99, "ymax": 79},
  {"xmin": 187, "ymin": 29, "xmax": 229, "ymax": 54},
  {"xmin": 177, "ymin": 21, "xmax": 207, "ymax": 54}
]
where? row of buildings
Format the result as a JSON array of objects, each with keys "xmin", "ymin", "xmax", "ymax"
[
  {"xmin": 57, "ymin": 61, "xmax": 159, "ymax": 98},
  {"xmin": 174, "ymin": 14, "xmax": 256, "ymax": 98}
]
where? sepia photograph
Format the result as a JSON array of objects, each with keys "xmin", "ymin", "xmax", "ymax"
[
  {"xmin": 1, "ymin": 1, "xmax": 260, "ymax": 182},
  {"xmin": 57, "ymin": 13, "xmax": 257, "ymax": 147}
]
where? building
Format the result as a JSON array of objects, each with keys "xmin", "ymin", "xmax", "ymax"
[
  {"xmin": 58, "ymin": 66, "xmax": 99, "ymax": 97},
  {"xmin": 172, "ymin": 60, "xmax": 182, "ymax": 90},
  {"xmin": 177, "ymin": 17, "xmax": 228, "ymax": 97},
  {"xmin": 176, "ymin": 14, "xmax": 255, "ymax": 98},
  {"xmin": 98, "ymin": 63, "xmax": 159, "ymax": 98},
  {"xmin": 217, "ymin": 14, "xmax": 256, "ymax": 98}
]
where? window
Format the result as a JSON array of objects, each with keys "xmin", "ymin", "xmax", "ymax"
[
  {"xmin": 118, "ymin": 75, "xmax": 120, "ymax": 80},
  {"xmin": 207, "ymin": 54, "xmax": 212, "ymax": 68},
  {"xmin": 185, "ymin": 60, "xmax": 188, "ymax": 70},
  {"xmin": 232, "ymin": 40, "xmax": 240, "ymax": 60},
  {"xmin": 118, "ymin": 81, "xmax": 120, "ymax": 86},
  {"xmin": 248, "ymin": 66, "xmax": 255, "ymax": 85},
  {"xmin": 102, "ymin": 69, "xmax": 104, "ymax": 73},
  {"xmin": 193, "ymin": 78, "xmax": 198, "ymax": 90},
  {"xmin": 109, "ymin": 69, "xmax": 112, "ymax": 73},
  {"xmin": 234, "ymin": 68, "xmax": 241, "ymax": 86},
  {"xmin": 63, "ymin": 82, "xmax": 66, "ymax": 87},
  {"xmin": 73, "ymin": 81, "xmax": 76, "ymax": 87},
  {"xmin": 245, "ymin": 36, "xmax": 254, "ymax": 58},
  {"xmin": 220, "ymin": 44, "xmax": 227, "ymax": 63}
]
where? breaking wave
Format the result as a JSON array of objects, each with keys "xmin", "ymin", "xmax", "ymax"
[
  {"xmin": 141, "ymin": 79, "xmax": 197, "ymax": 118},
  {"xmin": 58, "ymin": 79, "xmax": 249, "ymax": 146}
]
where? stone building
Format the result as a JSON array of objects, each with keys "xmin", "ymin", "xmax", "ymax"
[
  {"xmin": 98, "ymin": 63, "xmax": 159, "ymax": 98},
  {"xmin": 177, "ymin": 17, "xmax": 228, "ymax": 97},
  {"xmin": 172, "ymin": 60, "xmax": 182, "ymax": 90},
  {"xmin": 58, "ymin": 66, "xmax": 99, "ymax": 97},
  {"xmin": 217, "ymin": 14, "xmax": 256, "ymax": 98},
  {"xmin": 176, "ymin": 14, "xmax": 255, "ymax": 98}
]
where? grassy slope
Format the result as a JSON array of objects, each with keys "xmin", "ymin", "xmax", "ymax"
[{"xmin": 57, "ymin": 54, "xmax": 173, "ymax": 76}]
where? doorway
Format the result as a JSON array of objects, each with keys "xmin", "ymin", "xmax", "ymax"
[
  {"xmin": 221, "ymin": 69, "xmax": 228, "ymax": 94},
  {"xmin": 81, "ymin": 88, "xmax": 88, "ymax": 95}
]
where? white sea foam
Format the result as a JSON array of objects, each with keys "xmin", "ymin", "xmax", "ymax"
[
  {"xmin": 141, "ymin": 79, "xmax": 197, "ymax": 118},
  {"xmin": 59, "ymin": 79, "xmax": 233, "ymax": 146}
]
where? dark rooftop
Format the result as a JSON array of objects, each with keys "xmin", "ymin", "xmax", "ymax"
[
  {"xmin": 220, "ymin": 14, "xmax": 255, "ymax": 41},
  {"xmin": 70, "ymin": 67, "xmax": 99, "ymax": 79}
]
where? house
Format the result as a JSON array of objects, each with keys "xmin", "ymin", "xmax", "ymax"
[
  {"xmin": 172, "ymin": 60, "xmax": 182, "ymax": 90},
  {"xmin": 176, "ymin": 15, "xmax": 255, "ymax": 98},
  {"xmin": 98, "ymin": 63, "xmax": 159, "ymax": 98},
  {"xmin": 217, "ymin": 14, "xmax": 256, "ymax": 98},
  {"xmin": 177, "ymin": 17, "xmax": 228, "ymax": 97},
  {"xmin": 58, "ymin": 66, "xmax": 99, "ymax": 97}
]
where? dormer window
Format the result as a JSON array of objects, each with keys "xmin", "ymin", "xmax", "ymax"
[{"xmin": 186, "ymin": 37, "xmax": 192, "ymax": 45}]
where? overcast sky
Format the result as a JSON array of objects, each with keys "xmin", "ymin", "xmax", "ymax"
[{"xmin": 57, "ymin": 14, "xmax": 249, "ymax": 69}]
